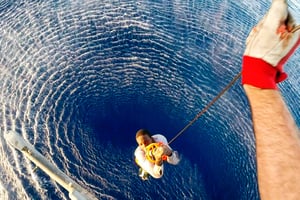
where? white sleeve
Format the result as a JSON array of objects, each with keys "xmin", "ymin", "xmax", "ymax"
[
  {"xmin": 166, "ymin": 150, "xmax": 180, "ymax": 165},
  {"xmin": 152, "ymin": 134, "xmax": 180, "ymax": 165},
  {"xmin": 134, "ymin": 147, "xmax": 164, "ymax": 179}
]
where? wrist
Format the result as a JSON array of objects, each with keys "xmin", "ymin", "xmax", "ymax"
[{"xmin": 241, "ymin": 56, "xmax": 287, "ymax": 89}]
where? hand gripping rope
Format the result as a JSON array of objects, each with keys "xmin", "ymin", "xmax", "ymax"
[
  {"xmin": 167, "ymin": 25, "xmax": 300, "ymax": 146},
  {"xmin": 144, "ymin": 25, "xmax": 300, "ymax": 163}
]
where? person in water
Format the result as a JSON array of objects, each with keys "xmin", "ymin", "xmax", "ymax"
[
  {"xmin": 134, "ymin": 129, "xmax": 180, "ymax": 180},
  {"xmin": 241, "ymin": 0, "xmax": 300, "ymax": 199}
]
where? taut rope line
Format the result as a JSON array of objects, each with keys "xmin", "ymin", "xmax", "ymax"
[
  {"xmin": 168, "ymin": 72, "xmax": 241, "ymax": 145},
  {"xmin": 292, "ymin": 25, "xmax": 300, "ymax": 33},
  {"xmin": 168, "ymin": 24, "xmax": 300, "ymax": 145}
]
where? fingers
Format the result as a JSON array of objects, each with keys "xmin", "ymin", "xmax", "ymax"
[
  {"xmin": 155, "ymin": 157, "xmax": 163, "ymax": 166},
  {"xmin": 277, "ymin": 31, "xmax": 300, "ymax": 66},
  {"xmin": 153, "ymin": 146, "xmax": 163, "ymax": 157},
  {"xmin": 286, "ymin": 12, "xmax": 296, "ymax": 32},
  {"xmin": 153, "ymin": 145, "xmax": 172, "ymax": 159},
  {"xmin": 262, "ymin": 0, "xmax": 288, "ymax": 32},
  {"xmin": 278, "ymin": 12, "xmax": 297, "ymax": 35}
]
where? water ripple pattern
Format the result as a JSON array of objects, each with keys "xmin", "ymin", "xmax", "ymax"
[{"xmin": 0, "ymin": 0, "xmax": 299, "ymax": 199}]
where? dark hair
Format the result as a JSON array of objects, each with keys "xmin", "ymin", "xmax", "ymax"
[{"xmin": 135, "ymin": 129, "xmax": 151, "ymax": 139}]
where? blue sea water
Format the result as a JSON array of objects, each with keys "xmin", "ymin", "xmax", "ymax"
[{"xmin": 0, "ymin": 0, "xmax": 299, "ymax": 199}]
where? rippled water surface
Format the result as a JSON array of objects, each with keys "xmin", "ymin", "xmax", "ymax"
[{"xmin": 0, "ymin": 0, "xmax": 299, "ymax": 199}]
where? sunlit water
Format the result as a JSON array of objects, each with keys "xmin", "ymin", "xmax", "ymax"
[{"xmin": 0, "ymin": 0, "xmax": 299, "ymax": 199}]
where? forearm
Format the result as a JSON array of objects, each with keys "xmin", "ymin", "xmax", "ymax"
[
  {"xmin": 139, "ymin": 158, "xmax": 163, "ymax": 179},
  {"xmin": 244, "ymin": 85, "xmax": 300, "ymax": 200}
]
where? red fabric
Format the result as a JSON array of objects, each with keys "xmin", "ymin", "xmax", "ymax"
[{"xmin": 241, "ymin": 56, "xmax": 288, "ymax": 89}]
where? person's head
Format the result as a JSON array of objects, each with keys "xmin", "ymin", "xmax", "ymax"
[{"xmin": 136, "ymin": 129, "xmax": 154, "ymax": 151}]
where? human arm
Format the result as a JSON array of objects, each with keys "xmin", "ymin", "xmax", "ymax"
[
  {"xmin": 243, "ymin": 86, "xmax": 300, "ymax": 200},
  {"xmin": 152, "ymin": 134, "xmax": 180, "ymax": 165},
  {"xmin": 241, "ymin": 0, "xmax": 300, "ymax": 199},
  {"xmin": 134, "ymin": 147, "xmax": 164, "ymax": 179},
  {"xmin": 153, "ymin": 145, "xmax": 180, "ymax": 165}
]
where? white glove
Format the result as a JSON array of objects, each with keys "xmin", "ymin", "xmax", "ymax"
[
  {"xmin": 242, "ymin": 0, "xmax": 300, "ymax": 89},
  {"xmin": 244, "ymin": 0, "xmax": 300, "ymax": 67}
]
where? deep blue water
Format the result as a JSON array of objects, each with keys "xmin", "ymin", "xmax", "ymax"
[{"xmin": 0, "ymin": 0, "xmax": 299, "ymax": 199}]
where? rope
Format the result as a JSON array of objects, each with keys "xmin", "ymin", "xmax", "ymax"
[
  {"xmin": 168, "ymin": 72, "xmax": 241, "ymax": 145},
  {"xmin": 292, "ymin": 25, "xmax": 300, "ymax": 33},
  {"xmin": 168, "ymin": 24, "xmax": 300, "ymax": 145}
]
